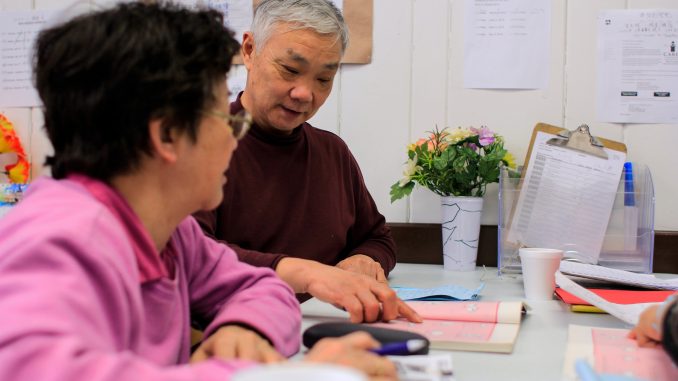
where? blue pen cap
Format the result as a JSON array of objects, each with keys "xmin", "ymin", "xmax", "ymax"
[{"xmin": 624, "ymin": 162, "xmax": 635, "ymax": 206}]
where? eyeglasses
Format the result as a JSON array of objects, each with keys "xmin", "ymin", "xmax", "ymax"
[{"xmin": 203, "ymin": 109, "xmax": 252, "ymax": 140}]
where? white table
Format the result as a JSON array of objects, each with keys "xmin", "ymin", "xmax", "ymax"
[{"xmin": 300, "ymin": 263, "xmax": 631, "ymax": 381}]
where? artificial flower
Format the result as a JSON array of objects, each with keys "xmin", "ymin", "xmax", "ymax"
[
  {"xmin": 471, "ymin": 126, "xmax": 495, "ymax": 146},
  {"xmin": 391, "ymin": 126, "xmax": 513, "ymax": 201},
  {"xmin": 444, "ymin": 127, "xmax": 474, "ymax": 144},
  {"xmin": 0, "ymin": 113, "xmax": 30, "ymax": 184},
  {"xmin": 399, "ymin": 155, "xmax": 422, "ymax": 187},
  {"xmin": 502, "ymin": 151, "xmax": 517, "ymax": 169}
]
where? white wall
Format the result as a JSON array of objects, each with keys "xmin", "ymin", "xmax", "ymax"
[{"xmin": 3, "ymin": 0, "xmax": 678, "ymax": 230}]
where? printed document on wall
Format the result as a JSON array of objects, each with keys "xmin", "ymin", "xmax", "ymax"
[
  {"xmin": 597, "ymin": 10, "xmax": 678, "ymax": 124},
  {"xmin": 177, "ymin": 0, "xmax": 341, "ymax": 45},
  {"xmin": 0, "ymin": 10, "xmax": 56, "ymax": 108},
  {"xmin": 463, "ymin": 0, "xmax": 551, "ymax": 89},
  {"xmin": 176, "ymin": 0, "xmax": 253, "ymax": 44}
]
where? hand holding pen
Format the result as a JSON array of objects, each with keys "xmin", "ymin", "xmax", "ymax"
[
  {"xmin": 305, "ymin": 332, "xmax": 398, "ymax": 380},
  {"xmin": 369, "ymin": 339, "xmax": 428, "ymax": 356}
]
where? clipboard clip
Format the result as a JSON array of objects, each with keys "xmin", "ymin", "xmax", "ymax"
[{"xmin": 546, "ymin": 124, "xmax": 608, "ymax": 159}]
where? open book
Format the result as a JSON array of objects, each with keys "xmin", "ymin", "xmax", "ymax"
[
  {"xmin": 372, "ymin": 301, "xmax": 526, "ymax": 353},
  {"xmin": 555, "ymin": 271, "xmax": 657, "ymax": 325},
  {"xmin": 559, "ymin": 261, "xmax": 678, "ymax": 290},
  {"xmin": 562, "ymin": 325, "xmax": 678, "ymax": 381}
]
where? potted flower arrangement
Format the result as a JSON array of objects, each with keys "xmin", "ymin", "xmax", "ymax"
[{"xmin": 391, "ymin": 126, "xmax": 515, "ymax": 271}]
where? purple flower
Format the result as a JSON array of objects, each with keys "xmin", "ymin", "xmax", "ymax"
[{"xmin": 472, "ymin": 126, "xmax": 495, "ymax": 146}]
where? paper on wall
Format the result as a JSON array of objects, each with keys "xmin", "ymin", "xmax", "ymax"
[
  {"xmin": 463, "ymin": 0, "xmax": 551, "ymax": 89},
  {"xmin": 0, "ymin": 10, "xmax": 58, "ymax": 108},
  {"xmin": 597, "ymin": 10, "xmax": 678, "ymax": 124}
]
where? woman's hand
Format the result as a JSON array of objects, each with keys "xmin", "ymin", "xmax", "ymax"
[
  {"xmin": 628, "ymin": 305, "xmax": 662, "ymax": 348},
  {"xmin": 304, "ymin": 332, "xmax": 398, "ymax": 381},
  {"xmin": 190, "ymin": 325, "xmax": 284, "ymax": 364}
]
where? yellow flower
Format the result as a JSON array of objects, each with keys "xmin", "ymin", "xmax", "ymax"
[
  {"xmin": 399, "ymin": 155, "xmax": 421, "ymax": 187},
  {"xmin": 502, "ymin": 151, "xmax": 517, "ymax": 169},
  {"xmin": 444, "ymin": 127, "xmax": 474, "ymax": 144}
]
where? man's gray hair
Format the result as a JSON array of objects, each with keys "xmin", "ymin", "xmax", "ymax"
[{"xmin": 252, "ymin": 0, "xmax": 349, "ymax": 54}]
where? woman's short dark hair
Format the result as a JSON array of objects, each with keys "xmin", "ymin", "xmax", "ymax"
[{"xmin": 34, "ymin": 1, "xmax": 240, "ymax": 180}]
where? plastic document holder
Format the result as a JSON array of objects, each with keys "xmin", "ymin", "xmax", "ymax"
[
  {"xmin": 498, "ymin": 164, "xmax": 655, "ymax": 274},
  {"xmin": 498, "ymin": 125, "xmax": 655, "ymax": 275}
]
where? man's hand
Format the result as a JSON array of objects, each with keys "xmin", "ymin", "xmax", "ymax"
[
  {"xmin": 628, "ymin": 304, "xmax": 662, "ymax": 348},
  {"xmin": 304, "ymin": 332, "xmax": 398, "ymax": 381},
  {"xmin": 337, "ymin": 254, "xmax": 387, "ymax": 283},
  {"xmin": 190, "ymin": 325, "xmax": 284, "ymax": 364},
  {"xmin": 277, "ymin": 257, "xmax": 422, "ymax": 323}
]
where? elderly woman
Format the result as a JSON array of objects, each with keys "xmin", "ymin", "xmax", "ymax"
[{"xmin": 0, "ymin": 2, "xmax": 395, "ymax": 381}]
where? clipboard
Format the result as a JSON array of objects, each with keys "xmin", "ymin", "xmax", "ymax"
[
  {"xmin": 521, "ymin": 123, "xmax": 627, "ymax": 177},
  {"xmin": 504, "ymin": 123, "xmax": 627, "ymax": 265}
]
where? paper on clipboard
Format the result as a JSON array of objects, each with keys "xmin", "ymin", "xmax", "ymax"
[{"xmin": 506, "ymin": 124, "xmax": 627, "ymax": 263}]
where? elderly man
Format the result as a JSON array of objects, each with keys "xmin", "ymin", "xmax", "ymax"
[{"xmin": 195, "ymin": 0, "xmax": 420, "ymax": 324}]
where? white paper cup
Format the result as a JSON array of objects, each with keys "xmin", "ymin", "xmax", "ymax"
[
  {"xmin": 519, "ymin": 248, "xmax": 564, "ymax": 301},
  {"xmin": 231, "ymin": 363, "xmax": 367, "ymax": 381}
]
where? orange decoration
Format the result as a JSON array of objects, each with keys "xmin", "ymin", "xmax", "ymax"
[{"xmin": 0, "ymin": 113, "xmax": 30, "ymax": 183}]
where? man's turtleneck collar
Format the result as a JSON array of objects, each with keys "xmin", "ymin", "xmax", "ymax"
[{"xmin": 231, "ymin": 92, "xmax": 305, "ymax": 145}]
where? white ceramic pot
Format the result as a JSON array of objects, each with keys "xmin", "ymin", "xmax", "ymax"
[{"xmin": 441, "ymin": 196, "xmax": 483, "ymax": 271}]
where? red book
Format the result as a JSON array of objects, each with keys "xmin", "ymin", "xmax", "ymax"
[{"xmin": 556, "ymin": 288, "xmax": 674, "ymax": 305}]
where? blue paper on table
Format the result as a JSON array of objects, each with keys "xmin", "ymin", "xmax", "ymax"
[{"xmin": 393, "ymin": 283, "xmax": 484, "ymax": 301}]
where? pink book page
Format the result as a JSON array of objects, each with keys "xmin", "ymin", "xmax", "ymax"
[
  {"xmin": 592, "ymin": 327, "xmax": 678, "ymax": 381},
  {"xmin": 407, "ymin": 301, "xmax": 500, "ymax": 323},
  {"xmin": 374, "ymin": 319, "xmax": 495, "ymax": 343}
]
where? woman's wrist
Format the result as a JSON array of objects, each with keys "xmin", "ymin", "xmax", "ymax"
[{"xmin": 655, "ymin": 294, "xmax": 678, "ymax": 334}]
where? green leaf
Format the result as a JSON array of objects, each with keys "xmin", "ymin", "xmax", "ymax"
[
  {"xmin": 390, "ymin": 181, "xmax": 415, "ymax": 203},
  {"xmin": 392, "ymin": 128, "xmax": 511, "ymax": 198},
  {"xmin": 433, "ymin": 155, "xmax": 448, "ymax": 170},
  {"xmin": 419, "ymin": 142, "xmax": 429, "ymax": 155}
]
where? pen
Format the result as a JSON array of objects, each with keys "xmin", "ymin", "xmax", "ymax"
[
  {"xmin": 370, "ymin": 339, "xmax": 428, "ymax": 356},
  {"xmin": 623, "ymin": 162, "xmax": 638, "ymax": 251},
  {"xmin": 623, "ymin": 162, "xmax": 635, "ymax": 206}
]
